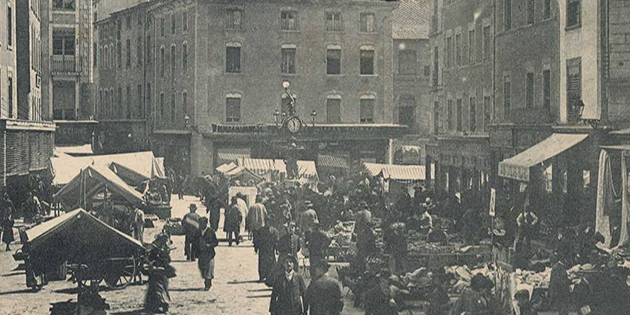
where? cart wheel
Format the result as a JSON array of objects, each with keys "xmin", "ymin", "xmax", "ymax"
[{"xmin": 105, "ymin": 260, "xmax": 136, "ymax": 290}]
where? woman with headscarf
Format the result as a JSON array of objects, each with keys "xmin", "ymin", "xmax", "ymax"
[{"xmin": 145, "ymin": 232, "xmax": 174, "ymax": 314}]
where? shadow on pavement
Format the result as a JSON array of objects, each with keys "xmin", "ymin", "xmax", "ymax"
[
  {"xmin": 0, "ymin": 288, "xmax": 37, "ymax": 295},
  {"xmin": 227, "ymin": 280, "xmax": 259, "ymax": 284},
  {"xmin": 246, "ymin": 295, "xmax": 271, "ymax": 299},
  {"xmin": 169, "ymin": 287, "xmax": 206, "ymax": 292},
  {"xmin": 247, "ymin": 288, "xmax": 272, "ymax": 292},
  {"xmin": 1, "ymin": 271, "xmax": 24, "ymax": 277},
  {"xmin": 109, "ymin": 309, "xmax": 150, "ymax": 315}
]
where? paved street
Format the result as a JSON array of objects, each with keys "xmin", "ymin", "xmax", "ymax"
[{"xmin": 0, "ymin": 196, "xmax": 367, "ymax": 315}]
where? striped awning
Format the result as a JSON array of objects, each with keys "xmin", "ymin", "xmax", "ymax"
[
  {"xmin": 364, "ymin": 163, "xmax": 425, "ymax": 182},
  {"xmin": 238, "ymin": 158, "xmax": 318, "ymax": 180},
  {"xmin": 317, "ymin": 155, "xmax": 349, "ymax": 169},
  {"xmin": 217, "ymin": 152, "xmax": 251, "ymax": 162}
]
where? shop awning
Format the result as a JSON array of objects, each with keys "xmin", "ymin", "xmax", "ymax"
[
  {"xmin": 297, "ymin": 160, "xmax": 319, "ymax": 180},
  {"xmin": 363, "ymin": 163, "xmax": 425, "ymax": 182},
  {"xmin": 237, "ymin": 158, "xmax": 318, "ymax": 181},
  {"xmin": 317, "ymin": 155, "xmax": 350, "ymax": 169},
  {"xmin": 217, "ymin": 152, "xmax": 251, "ymax": 162},
  {"xmin": 216, "ymin": 162, "xmax": 238, "ymax": 174},
  {"xmin": 498, "ymin": 133, "xmax": 589, "ymax": 181}
]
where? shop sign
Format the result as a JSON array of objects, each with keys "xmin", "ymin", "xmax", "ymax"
[{"xmin": 498, "ymin": 162, "xmax": 530, "ymax": 182}]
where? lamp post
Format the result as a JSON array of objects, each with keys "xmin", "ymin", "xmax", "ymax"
[{"xmin": 310, "ymin": 110, "xmax": 317, "ymax": 127}]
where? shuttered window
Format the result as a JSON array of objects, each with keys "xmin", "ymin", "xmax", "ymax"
[
  {"xmin": 360, "ymin": 98, "xmax": 375, "ymax": 123},
  {"xmin": 543, "ymin": 69, "xmax": 551, "ymax": 109},
  {"xmin": 456, "ymin": 99, "xmax": 463, "ymax": 131},
  {"xmin": 483, "ymin": 26, "xmax": 491, "ymax": 63},
  {"xmin": 447, "ymin": 100, "xmax": 453, "ymax": 130},
  {"xmin": 433, "ymin": 101, "xmax": 440, "ymax": 134},
  {"xmin": 527, "ymin": 0, "xmax": 535, "ymax": 24},
  {"xmin": 483, "ymin": 96, "xmax": 491, "ymax": 131},
  {"xmin": 504, "ymin": 0, "xmax": 512, "ymax": 31},
  {"xmin": 526, "ymin": 72, "xmax": 534, "ymax": 108},
  {"xmin": 470, "ymin": 97, "xmax": 477, "ymax": 132},
  {"xmin": 567, "ymin": 0, "xmax": 581, "ymax": 28},
  {"xmin": 226, "ymin": 94, "xmax": 241, "ymax": 122},
  {"xmin": 455, "ymin": 34, "xmax": 461, "ymax": 66},
  {"xmin": 468, "ymin": 29, "xmax": 475, "ymax": 65},
  {"xmin": 503, "ymin": 75, "xmax": 511, "ymax": 117},
  {"xmin": 446, "ymin": 36, "xmax": 452, "ymax": 68},
  {"xmin": 567, "ymin": 58, "xmax": 581, "ymax": 115},
  {"xmin": 326, "ymin": 97, "xmax": 341, "ymax": 123}
]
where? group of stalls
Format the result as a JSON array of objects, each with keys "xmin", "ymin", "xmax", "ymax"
[
  {"xmin": 50, "ymin": 151, "xmax": 171, "ymax": 219},
  {"xmin": 489, "ymin": 135, "xmax": 630, "ymax": 314},
  {"xmin": 215, "ymin": 157, "xmax": 319, "ymax": 187}
]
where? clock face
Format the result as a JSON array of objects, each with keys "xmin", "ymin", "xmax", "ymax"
[{"xmin": 286, "ymin": 117, "xmax": 302, "ymax": 133}]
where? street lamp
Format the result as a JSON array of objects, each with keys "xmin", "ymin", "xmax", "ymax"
[
  {"xmin": 273, "ymin": 109, "xmax": 280, "ymax": 126},
  {"xmin": 184, "ymin": 115, "xmax": 191, "ymax": 128},
  {"xmin": 310, "ymin": 110, "xmax": 317, "ymax": 127},
  {"xmin": 282, "ymin": 80, "xmax": 291, "ymax": 90}
]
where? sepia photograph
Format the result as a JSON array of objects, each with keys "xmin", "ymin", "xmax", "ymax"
[{"xmin": 0, "ymin": 0, "xmax": 628, "ymax": 314}]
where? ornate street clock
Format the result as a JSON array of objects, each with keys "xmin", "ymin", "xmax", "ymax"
[{"xmin": 285, "ymin": 116, "xmax": 303, "ymax": 134}]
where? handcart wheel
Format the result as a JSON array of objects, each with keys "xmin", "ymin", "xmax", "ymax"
[{"xmin": 105, "ymin": 258, "xmax": 137, "ymax": 290}]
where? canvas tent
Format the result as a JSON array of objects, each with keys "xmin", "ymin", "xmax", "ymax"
[
  {"xmin": 22, "ymin": 209, "xmax": 145, "ymax": 275},
  {"xmin": 595, "ymin": 146, "xmax": 630, "ymax": 249},
  {"xmin": 237, "ymin": 158, "xmax": 319, "ymax": 181},
  {"xmin": 363, "ymin": 163, "xmax": 425, "ymax": 184},
  {"xmin": 51, "ymin": 151, "xmax": 166, "ymax": 186},
  {"xmin": 54, "ymin": 165, "xmax": 145, "ymax": 209}
]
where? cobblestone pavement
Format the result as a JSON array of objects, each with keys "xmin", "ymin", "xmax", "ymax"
[{"xmin": 0, "ymin": 196, "xmax": 367, "ymax": 315}]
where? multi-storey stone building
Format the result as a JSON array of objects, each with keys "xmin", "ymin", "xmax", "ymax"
[
  {"xmin": 0, "ymin": 0, "xmax": 55, "ymax": 199},
  {"xmin": 426, "ymin": 0, "xmax": 494, "ymax": 196},
  {"xmin": 95, "ymin": 0, "xmax": 405, "ymax": 176}
]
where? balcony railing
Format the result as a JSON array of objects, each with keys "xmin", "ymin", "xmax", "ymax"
[{"xmin": 51, "ymin": 55, "xmax": 82, "ymax": 75}]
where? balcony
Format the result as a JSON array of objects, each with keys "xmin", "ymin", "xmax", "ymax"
[{"xmin": 51, "ymin": 55, "xmax": 82, "ymax": 75}]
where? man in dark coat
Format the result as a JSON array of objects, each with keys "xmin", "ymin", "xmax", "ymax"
[
  {"xmin": 270, "ymin": 222, "xmax": 300, "ymax": 287},
  {"xmin": 182, "ymin": 203, "xmax": 201, "ymax": 261},
  {"xmin": 255, "ymin": 216, "xmax": 278, "ymax": 283},
  {"xmin": 305, "ymin": 223, "xmax": 331, "ymax": 267},
  {"xmin": 305, "ymin": 260, "xmax": 343, "ymax": 315},
  {"xmin": 198, "ymin": 217, "xmax": 219, "ymax": 291},
  {"xmin": 224, "ymin": 197, "xmax": 243, "ymax": 246},
  {"xmin": 1, "ymin": 194, "xmax": 15, "ymax": 251},
  {"xmin": 208, "ymin": 198, "xmax": 222, "ymax": 232},
  {"xmin": 549, "ymin": 254, "xmax": 570, "ymax": 315},
  {"xmin": 270, "ymin": 256, "xmax": 306, "ymax": 315}
]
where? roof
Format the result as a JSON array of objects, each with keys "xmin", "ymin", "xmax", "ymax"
[
  {"xmin": 54, "ymin": 165, "xmax": 145, "ymax": 208},
  {"xmin": 499, "ymin": 133, "xmax": 589, "ymax": 181},
  {"xmin": 392, "ymin": 0, "xmax": 431, "ymax": 40},
  {"xmin": 23, "ymin": 209, "xmax": 145, "ymax": 275},
  {"xmin": 52, "ymin": 151, "xmax": 166, "ymax": 186},
  {"xmin": 363, "ymin": 163, "xmax": 425, "ymax": 182}
]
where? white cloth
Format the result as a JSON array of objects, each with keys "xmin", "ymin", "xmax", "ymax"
[{"xmin": 236, "ymin": 198, "xmax": 248, "ymax": 231}]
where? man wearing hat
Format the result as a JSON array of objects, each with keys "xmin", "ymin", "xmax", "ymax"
[
  {"xmin": 270, "ymin": 255, "xmax": 306, "ymax": 315},
  {"xmin": 305, "ymin": 259, "xmax": 343, "ymax": 315},
  {"xmin": 305, "ymin": 221, "xmax": 331, "ymax": 268},
  {"xmin": 182, "ymin": 203, "xmax": 201, "ymax": 261}
]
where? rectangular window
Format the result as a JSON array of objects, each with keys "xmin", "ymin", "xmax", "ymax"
[
  {"xmin": 171, "ymin": 94, "xmax": 175, "ymax": 124},
  {"xmin": 126, "ymin": 86, "xmax": 131, "ymax": 119},
  {"xmin": 226, "ymin": 45, "xmax": 241, "ymax": 73},
  {"xmin": 52, "ymin": 0, "xmax": 74, "ymax": 10},
  {"xmin": 544, "ymin": 0, "xmax": 551, "ymax": 19},
  {"xmin": 226, "ymin": 9, "xmax": 242, "ymax": 30},
  {"xmin": 504, "ymin": 0, "xmax": 512, "ymax": 31},
  {"xmin": 137, "ymin": 85, "xmax": 142, "ymax": 118},
  {"xmin": 281, "ymin": 11, "xmax": 298, "ymax": 31},
  {"xmin": 326, "ymin": 12, "xmax": 343, "ymax": 32},
  {"xmin": 183, "ymin": 10, "xmax": 188, "ymax": 32},
  {"xmin": 470, "ymin": 97, "xmax": 477, "ymax": 132},
  {"xmin": 183, "ymin": 92, "xmax": 188, "ymax": 115},
  {"xmin": 433, "ymin": 101, "xmax": 440, "ymax": 134},
  {"xmin": 526, "ymin": 72, "xmax": 534, "ymax": 108},
  {"xmin": 360, "ymin": 13, "xmax": 376, "ymax": 33},
  {"xmin": 447, "ymin": 99, "xmax": 453, "ymax": 130},
  {"xmin": 543, "ymin": 69, "xmax": 551, "ymax": 109},
  {"xmin": 504, "ymin": 74, "xmax": 511, "ymax": 117},
  {"xmin": 360, "ymin": 48, "xmax": 375, "ymax": 75},
  {"xmin": 398, "ymin": 50, "xmax": 417, "ymax": 75},
  {"xmin": 183, "ymin": 44, "xmax": 188, "ymax": 73},
  {"xmin": 137, "ymin": 37, "xmax": 142, "ymax": 66},
  {"xmin": 7, "ymin": 6, "xmax": 12, "ymax": 46},
  {"xmin": 484, "ymin": 96, "xmax": 491, "ymax": 131},
  {"xmin": 567, "ymin": 58, "xmax": 582, "ymax": 115},
  {"xmin": 446, "ymin": 36, "xmax": 452, "ymax": 68},
  {"xmin": 433, "ymin": 46, "xmax": 439, "ymax": 86},
  {"xmin": 455, "ymin": 33, "xmax": 461, "ymax": 66},
  {"xmin": 567, "ymin": 0, "xmax": 581, "ymax": 28},
  {"xmin": 146, "ymin": 35, "xmax": 152, "ymax": 64},
  {"xmin": 360, "ymin": 99, "xmax": 374, "ymax": 123},
  {"xmin": 326, "ymin": 98, "xmax": 341, "ymax": 123},
  {"xmin": 170, "ymin": 45, "xmax": 176, "ymax": 74},
  {"xmin": 468, "ymin": 29, "xmax": 475, "ymax": 64},
  {"xmin": 456, "ymin": 99, "xmax": 463, "ymax": 131},
  {"xmin": 527, "ymin": 0, "xmax": 535, "ymax": 24},
  {"xmin": 146, "ymin": 83, "xmax": 151, "ymax": 119},
  {"xmin": 118, "ymin": 87, "xmax": 122, "ymax": 118},
  {"xmin": 160, "ymin": 93, "xmax": 164, "ymax": 121},
  {"xmin": 483, "ymin": 26, "xmax": 491, "ymax": 63},
  {"xmin": 8, "ymin": 76, "xmax": 13, "ymax": 118},
  {"xmin": 281, "ymin": 48, "xmax": 296, "ymax": 74},
  {"xmin": 171, "ymin": 13, "xmax": 176, "ymax": 34},
  {"xmin": 160, "ymin": 17, "xmax": 165, "ymax": 36},
  {"xmin": 327, "ymin": 48, "xmax": 341, "ymax": 75},
  {"xmin": 160, "ymin": 47, "xmax": 165, "ymax": 77},
  {"xmin": 53, "ymin": 29, "xmax": 75, "ymax": 55},
  {"xmin": 399, "ymin": 106, "xmax": 415, "ymax": 127},
  {"xmin": 126, "ymin": 39, "xmax": 131, "ymax": 68},
  {"xmin": 117, "ymin": 42, "xmax": 122, "ymax": 68},
  {"xmin": 226, "ymin": 96, "xmax": 241, "ymax": 122}
]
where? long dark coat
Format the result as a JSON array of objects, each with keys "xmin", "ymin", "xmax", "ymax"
[{"xmin": 270, "ymin": 273, "xmax": 306, "ymax": 315}]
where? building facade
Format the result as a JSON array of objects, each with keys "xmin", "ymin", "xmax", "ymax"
[
  {"xmin": 391, "ymin": 0, "xmax": 432, "ymax": 165},
  {"xmin": 0, "ymin": 0, "xmax": 55, "ymax": 196},
  {"xmin": 426, "ymin": 0, "xmax": 494, "ymax": 196},
  {"xmin": 95, "ymin": 0, "xmax": 404, "ymax": 176},
  {"xmin": 42, "ymin": 0, "xmax": 95, "ymax": 121}
]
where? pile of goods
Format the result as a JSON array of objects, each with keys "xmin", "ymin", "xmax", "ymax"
[{"xmin": 328, "ymin": 221, "xmax": 355, "ymax": 248}]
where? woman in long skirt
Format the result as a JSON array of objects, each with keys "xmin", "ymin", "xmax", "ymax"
[
  {"xmin": 198, "ymin": 217, "xmax": 219, "ymax": 291},
  {"xmin": 145, "ymin": 233, "xmax": 174, "ymax": 313}
]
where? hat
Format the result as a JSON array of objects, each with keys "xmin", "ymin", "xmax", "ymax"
[
  {"xmin": 189, "ymin": 203, "xmax": 198, "ymax": 210},
  {"xmin": 514, "ymin": 289, "xmax": 530, "ymax": 300},
  {"xmin": 310, "ymin": 258, "xmax": 330, "ymax": 271}
]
